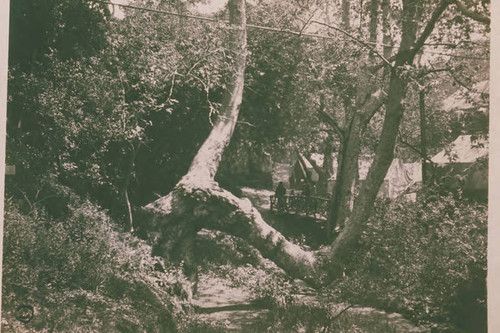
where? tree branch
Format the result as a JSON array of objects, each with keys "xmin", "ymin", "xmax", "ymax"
[
  {"xmin": 368, "ymin": 0, "xmax": 450, "ymax": 72},
  {"xmin": 296, "ymin": 9, "xmax": 318, "ymax": 36},
  {"xmin": 408, "ymin": 0, "xmax": 451, "ymax": 60},
  {"xmin": 360, "ymin": 89, "xmax": 387, "ymax": 125},
  {"xmin": 397, "ymin": 130, "xmax": 435, "ymax": 165},
  {"xmin": 451, "ymin": 0, "xmax": 490, "ymax": 24},
  {"xmin": 446, "ymin": 68, "xmax": 474, "ymax": 90},
  {"xmin": 317, "ymin": 97, "xmax": 345, "ymax": 140},
  {"xmin": 310, "ymin": 20, "xmax": 392, "ymax": 67}
]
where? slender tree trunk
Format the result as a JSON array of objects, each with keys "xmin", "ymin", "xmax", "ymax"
[
  {"xmin": 327, "ymin": 61, "xmax": 385, "ymax": 236},
  {"xmin": 318, "ymin": 135, "xmax": 334, "ymax": 195},
  {"xmin": 381, "ymin": 0, "xmax": 392, "ymax": 58},
  {"xmin": 329, "ymin": 0, "xmax": 450, "ymax": 264},
  {"xmin": 122, "ymin": 142, "xmax": 140, "ymax": 232},
  {"xmin": 329, "ymin": 114, "xmax": 362, "ymax": 230},
  {"xmin": 369, "ymin": 0, "xmax": 379, "ymax": 45},
  {"xmin": 419, "ymin": 87, "xmax": 428, "ymax": 183},
  {"xmin": 341, "ymin": 0, "xmax": 350, "ymax": 30},
  {"xmin": 330, "ymin": 67, "xmax": 405, "ymax": 262}
]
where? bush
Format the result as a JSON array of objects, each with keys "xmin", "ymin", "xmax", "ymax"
[
  {"xmin": 335, "ymin": 189, "xmax": 487, "ymax": 332},
  {"xmin": 248, "ymin": 304, "xmax": 400, "ymax": 333},
  {"xmin": 2, "ymin": 198, "xmax": 191, "ymax": 332}
]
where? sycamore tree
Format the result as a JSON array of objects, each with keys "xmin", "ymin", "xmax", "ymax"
[
  {"xmin": 12, "ymin": 0, "xmax": 487, "ymax": 288},
  {"xmin": 140, "ymin": 0, "xmax": 489, "ymax": 288}
]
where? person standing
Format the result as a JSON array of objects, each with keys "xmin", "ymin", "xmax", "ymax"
[
  {"xmin": 275, "ymin": 181, "xmax": 286, "ymax": 212},
  {"xmin": 303, "ymin": 181, "xmax": 312, "ymax": 215}
]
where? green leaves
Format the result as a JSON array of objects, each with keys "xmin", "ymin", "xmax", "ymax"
[{"xmin": 338, "ymin": 190, "xmax": 486, "ymax": 329}]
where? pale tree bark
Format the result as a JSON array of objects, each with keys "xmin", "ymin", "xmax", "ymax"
[
  {"xmin": 142, "ymin": 0, "xmax": 326, "ymax": 291},
  {"xmin": 180, "ymin": 0, "xmax": 247, "ymax": 185},
  {"xmin": 329, "ymin": 0, "xmax": 451, "ymax": 263},
  {"xmin": 142, "ymin": 0, "xmax": 249, "ymax": 294},
  {"xmin": 141, "ymin": 0, "xmax": 454, "ymax": 291},
  {"xmin": 122, "ymin": 142, "xmax": 140, "ymax": 232}
]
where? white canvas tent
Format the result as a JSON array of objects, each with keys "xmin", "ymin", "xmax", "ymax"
[
  {"xmin": 431, "ymin": 135, "xmax": 488, "ymax": 166},
  {"xmin": 442, "ymin": 80, "xmax": 489, "ymax": 114},
  {"xmin": 292, "ymin": 153, "xmax": 422, "ymax": 199},
  {"xmin": 431, "ymin": 134, "xmax": 488, "ymax": 193}
]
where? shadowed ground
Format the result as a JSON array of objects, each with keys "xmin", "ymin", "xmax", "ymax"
[{"xmin": 190, "ymin": 187, "xmax": 431, "ymax": 332}]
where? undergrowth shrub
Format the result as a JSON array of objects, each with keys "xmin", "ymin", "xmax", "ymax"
[
  {"xmin": 335, "ymin": 189, "xmax": 487, "ymax": 332},
  {"xmin": 2, "ymin": 197, "xmax": 191, "ymax": 332},
  {"xmin": 195, "ymin": 229, "xmax": 298, "ymax": 308},
  {"xmin": 249, "ymin": 303, "xmax": 400, "ymax": 333}
]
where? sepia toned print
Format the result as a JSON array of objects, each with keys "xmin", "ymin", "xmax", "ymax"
[{"xmin": 1, "ymin": 0, "xmax": 491, "ymax": 332}]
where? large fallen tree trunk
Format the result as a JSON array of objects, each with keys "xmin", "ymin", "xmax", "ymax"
[
  {"xmin": 142, "ymin": 0, "xmax": 326, "ymax": 291},
  {"xmin": 144, "ymin": 182, "xmax": 325, "ymax": 285},
  {"xmin": 140, "ymin": 0, "xmax": 455, "ymax": 293}
]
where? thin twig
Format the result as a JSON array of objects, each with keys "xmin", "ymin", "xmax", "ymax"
[
  {"xmin": 397, "ymin": 129, "xmax": 435, "ymax": 165},
  {"xmin": 310, "ymin": 20, "xmax": 392, "ymax": 67}
]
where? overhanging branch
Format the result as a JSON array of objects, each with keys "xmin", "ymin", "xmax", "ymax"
[
  {"xmin": 397, "ymin": 130, "xmax": 435, "ymax": 165},
  {"xmin": 452, "ymin": 0, "xmax": 490, "ymax": 24}
]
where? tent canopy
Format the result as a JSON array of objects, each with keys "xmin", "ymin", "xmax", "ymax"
[{"xmin": 431, "ymin": 135, "xmax": 488, "ymax": 165}]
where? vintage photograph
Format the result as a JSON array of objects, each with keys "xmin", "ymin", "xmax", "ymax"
[{"xmin": 1, "ymin": 0, "xmax": 490, "ymax": 331}]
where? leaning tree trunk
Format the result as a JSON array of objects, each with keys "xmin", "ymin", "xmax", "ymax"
[
  {"xmin": 141, "ymin": 0, "xmax": 451, "ymax": 293},
  {"xmin": 328, "ymin": 112, "xmax": 363, "ymax": 231},
  {"xmin": 327, "ymin": 64, "xmax": 386, "ymax": 236},
  {"xmin": 319, "ymin": 135, "xmax": 334, "ymax": 195},
  {"xmin": 329, "ymin": 0, "xmax": 450, "ymax": 264},
  {"xmin": 142, "ymin": 0, "xmax": 326, "ymax": 292}
]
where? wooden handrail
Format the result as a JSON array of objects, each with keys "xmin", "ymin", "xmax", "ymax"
[{"xmin": 270, "ymin": 194, "xmax": 330, "ymax": 219}]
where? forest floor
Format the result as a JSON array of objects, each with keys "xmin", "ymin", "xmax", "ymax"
[
  {"xmin": 190, "ymin": 187, "xmax": 431, "ymax": 332},
  {"xmin": 192, "ymin": 268, "xmax": 430, "ymax": 332}
]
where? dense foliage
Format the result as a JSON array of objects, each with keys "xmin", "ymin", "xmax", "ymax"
[
  {"xmin": 2, "ymin": 194, "xmax": 194, "ymax": 331},
  {"xmin": 335, "ymin": 190, "xmax": 487, "ymax": 332},
  {"xmin": 4, "ymin": 0, "xmax": 489, "ymax": 331},
  {"xmin": 6, "ymin": 0, "xmax": 231, "ymax": 224}
]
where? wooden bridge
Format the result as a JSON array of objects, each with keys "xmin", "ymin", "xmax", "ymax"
[{"xmin": 269, "ymin": 195, "xmax": 330, "ymax": 219}]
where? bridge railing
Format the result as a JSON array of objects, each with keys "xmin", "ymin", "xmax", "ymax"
[{"xmin": 270, "ymin": 194, "xmax": 330, "ymax": 218}]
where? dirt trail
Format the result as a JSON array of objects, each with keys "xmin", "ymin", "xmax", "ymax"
[
  {"xmin": 192, "ymin": 188, "xmax": 430, "ymax": 331},
  {"xmin": 192, "ymin": 274, "xmax": 430, "ymax": 332},
  {"xmin": 192, "ymin": 275, "xmax": 269, "ymax": 331}
]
